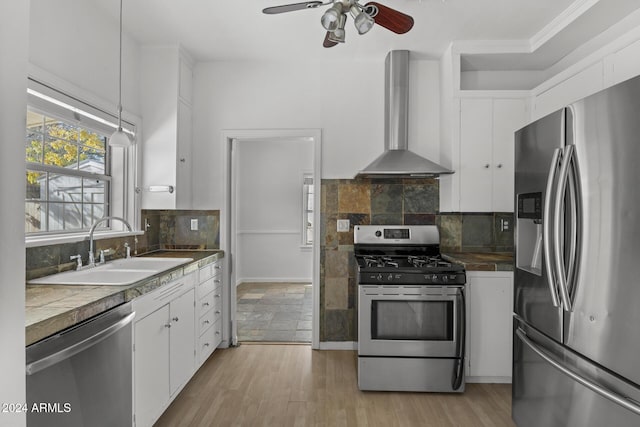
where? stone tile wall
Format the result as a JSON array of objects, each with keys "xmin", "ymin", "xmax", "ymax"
[
  {"xmin": 26, "ymin": 210, "xmax": 220, "ymax": 280},
  {"xmin": 319, "ymin": 178, "xmax": 514, "ymax": 342}
]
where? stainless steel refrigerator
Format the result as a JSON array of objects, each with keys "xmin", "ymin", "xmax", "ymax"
[{"xmin": 513, "ymin": 74, "xmax": 640, "ymax": 427}]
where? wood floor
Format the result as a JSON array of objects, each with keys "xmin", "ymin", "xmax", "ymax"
[{"xmin": 155, "ymin": 344, "xmax": 515, "ymax": 427}]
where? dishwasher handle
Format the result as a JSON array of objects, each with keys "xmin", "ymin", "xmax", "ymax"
[{"xmin": 26, "ymin": 311, "xmax": 135, "ymax": 376}]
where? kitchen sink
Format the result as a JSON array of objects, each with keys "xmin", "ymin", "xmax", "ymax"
[{"xmin": 27, "ymin": 257, "xmax": 194, "ymax": 286}]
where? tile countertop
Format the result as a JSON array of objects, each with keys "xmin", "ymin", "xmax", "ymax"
[
  {"xmin": 25, "ymin": 250, "xmax": 223, "ymax": 346},
  {"xmin": 442, "ymin": 252, "xmax": 514, "ymax": 272}
]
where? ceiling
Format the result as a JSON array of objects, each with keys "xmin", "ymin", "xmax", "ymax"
[
  {"xmin": 90, "ymin": 0, "xmax": 583, "ymax": 61},
  {"xmin": 89, "ymin": 0, "xmax": 640, "ymax": 82}
]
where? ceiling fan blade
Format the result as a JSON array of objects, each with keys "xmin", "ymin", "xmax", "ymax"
[
  {"xmin": 263, "ymin": 1, "xmax": 325, "ymax": 14},
  {"xmin": 364, "ymin": 2, "xmax": 414, "ymax": 34},
  {"xmin": 323, "ymin": 32, "xmax": 338, "ymax": 48}
]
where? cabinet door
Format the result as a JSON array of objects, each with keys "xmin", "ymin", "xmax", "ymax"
[
  {"xmin": 468, "ymin": 273, "xmax": 513, "ymax": 380},
  {"xmin": 492, "ymin": 99, "xmax": 527, "ymax": 212},
  {"xmin": 460, "ymin": 98, "xmax": 493, "ymax": 212},
  {"xmin": 176, "ymin": 101, "xmax": 192, "ymax": 209},
  {"xmin": 134, "ymin": 305, "xmax": 170, "ymax": 427},
  {"xmin": 169, "ymin": 288, "xmax": 195, "ymax": 395}
]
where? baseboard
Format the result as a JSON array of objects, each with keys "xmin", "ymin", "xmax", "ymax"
[
  {"xmin": 319, "ymin": 341, "xmax": 358, "ymax": 350},
  {"xmin": 466, "ymin": 376, "xmax": 512, "ymax": 384}
]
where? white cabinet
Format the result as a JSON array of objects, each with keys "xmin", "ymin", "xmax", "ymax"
[
  {"xmin": 140, "ymin": 46, "xmax": 194, "ymax": 209},
  {"xmin": 459, "ymin": 98, "xmax": 527, "ymax": 212},
  {"xmin": 466, "ymin": 271, "xmax": 513, "ymax": 382},
  {"xmin": 133, "ymin": 272, "xmax": 196, "ymax": 427},
  {"xmin": 195, "ymin": 259, "xmax": 223, "ymax": 367}
]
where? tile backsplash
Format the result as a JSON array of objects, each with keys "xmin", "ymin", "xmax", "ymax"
[
  {"xmin": 26, "ymin": 209, "xmax": 219, "ymax": 280},
  {"xmin": 319, "ymin": 177, "xmax": 514, "ymax": 342}
]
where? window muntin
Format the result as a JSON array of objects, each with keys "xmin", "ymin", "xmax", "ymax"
[{"xmin": 25, "ymin": 105, "xmax": 110, "ymax": 234}]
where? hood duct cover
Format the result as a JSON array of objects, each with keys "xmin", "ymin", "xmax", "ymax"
[{"xmin": 356, "ymin": 50, "xmax": 453, "ymax": 178}]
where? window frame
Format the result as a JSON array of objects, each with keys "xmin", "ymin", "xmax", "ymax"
[
  {"xmin": 301, "ymin": 172, "xmax": 314, "ymax": 247},
  {"xmin": 25, "ymin": 75, "xmax": 141, "ymax": 247}
]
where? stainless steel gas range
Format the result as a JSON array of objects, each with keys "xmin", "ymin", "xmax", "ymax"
[{"xmin": 355, "ymin": 225, "xmax": 466, "ymax": 393}]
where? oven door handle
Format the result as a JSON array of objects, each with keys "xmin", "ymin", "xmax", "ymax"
[{"xmin": 452, "ymin": 289, "xmax": 465, "ymax": 391}]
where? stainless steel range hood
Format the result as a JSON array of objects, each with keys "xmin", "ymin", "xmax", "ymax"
[{"xmin": 356, "ymin": 50, "xmax": 453, "ymax": 178}]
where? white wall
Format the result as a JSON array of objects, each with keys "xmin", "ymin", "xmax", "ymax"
[
  {"xmin": 235, "ymin": 139, "xmax": 313, "ymax": 283},
  {"xmin": 29, "ymin": 0, "xmax": 140, "ymax": 118},
  {"xmin": 192, "ymin": 58, "xmax": 441, "ymax": 209},
  {"xmin": 0, "ymin": 1, "xmax": 28, "ymax": 425}
]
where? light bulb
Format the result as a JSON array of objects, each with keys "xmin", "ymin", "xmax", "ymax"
[{"xmin": 354, "ymin": 10, "xmax": 375, "ymax": 34}]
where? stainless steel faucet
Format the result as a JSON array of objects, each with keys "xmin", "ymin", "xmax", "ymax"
[{"xmin": 88, "ymin": 216, "xmax": 133, "ymax": 267}]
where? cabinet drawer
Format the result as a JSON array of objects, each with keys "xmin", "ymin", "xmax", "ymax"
[
  {"xmin": 198, "ymin": 260, "xmax": 222, "ymax": 282},
  {"xmin": 133, "ymin": 272, "xmax": 195, "ymax": 319},
  {"xmin": 197, "ymin": 301, "xmax": 221, "ymax": 337},
  {"xmin": 197, "ymin": 276, "xmax": 222, "ymax": 300},
  {"xmin": 198, "ymin": 318, "xmax": 222, "ymax": 364}
]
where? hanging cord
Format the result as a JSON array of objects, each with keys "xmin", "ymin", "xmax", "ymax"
[{"xmin": 117, "ymin": 0, "xmax": 123, "ymax": 131}]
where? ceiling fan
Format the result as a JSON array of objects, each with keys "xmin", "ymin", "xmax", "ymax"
[{"xmin": 263, "ymin": 0, "xmax": 414, "ymax": 48}]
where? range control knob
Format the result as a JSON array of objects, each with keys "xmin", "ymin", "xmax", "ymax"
[
  {"xmin": 431, "ymin": 274, "xmax": 439, "ymax": 283},
  {"xmin": 377, "ymin": 274, "xmax": 383, "ymax": 281},
  {"xmin": 441, "ymin": 275, "xmax": 449, "ymax": 283},
  {"xmin": 375, "ymin": 230, "xmax": 382, "ymax": 237}
]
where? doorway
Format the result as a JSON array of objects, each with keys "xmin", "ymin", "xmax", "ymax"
[{"xmin": 222, "ymin": 130, "xmax": 321, "ymax": 348}]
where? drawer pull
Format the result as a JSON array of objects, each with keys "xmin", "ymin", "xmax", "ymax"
[
  {"xmin": 204, "ymin": 320, "xmax": 210, "ymax": 325},
  {"xmin": 172, "ymin": 317, "xmax": 179, "ymax": 322},
  {"xmin": 204, "ymin": 343, "xmax": 210, "ymax": 347},
  {"xmin": 214, "ymin": 265, "xmax": 222, "ymax": 270},
  {"xmin": 215, "ymin": 331, "xmax": 220, "ymax": 335},
  {"xmin": 214, "ymin": 294, "xmax": 221, "ymax": 298},
  {"xmin": 164, "ymin": 323, "xmax": 172, "ymax": 328},
  {"xmin": 215, "ymin": 310, "xmax": 221, "ymax": 314},
  {"xmin": 202, "ymin": 302, "xmax": 210, "ymax": 307},
  {"xmin": 214, "ymin": 279, "xmax": 221, "ymax": 284}
]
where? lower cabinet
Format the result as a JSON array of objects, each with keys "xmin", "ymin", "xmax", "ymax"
[
  {"xmin": 466, "ymin": 271, "xmax": 514, "ymax": 383},
  {"xmin": 195, "ymin": 259, "xmax": 223, "ymax": 367},
  {"xmin": 133, "ymin": 273, "xmax": 196, "ymax": 427}
]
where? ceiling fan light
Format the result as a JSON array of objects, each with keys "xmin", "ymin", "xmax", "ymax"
[
  {"xmin": 321, "ymin": 3, "xmax": 343, "ymax": 31},
  {"xmin": 353, "ymin": 10, "xmax": 375, "ymax": 34},
  {"xmin": 328, "ymin": 13, "xmax": 347, "ymax": 43}
]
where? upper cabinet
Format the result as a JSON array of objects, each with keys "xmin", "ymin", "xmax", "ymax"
[
  {"xmin": 458, "ymin": 97, "xmax": 528, "ymax": 212},
  {"xmin": 140, "ymin": 46, "xmax": 194, "ymax": 209}
]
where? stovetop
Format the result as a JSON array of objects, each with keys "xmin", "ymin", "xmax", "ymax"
[{"xmin": 357, "ymin": 254, "xmax": 454, "ymax": 269}]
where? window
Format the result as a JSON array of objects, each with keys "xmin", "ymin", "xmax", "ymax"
[
  {"xmin": 25, "ymin": 79, "xmax": 136, "ymax": 237},
  {"xmin": 302, "ymin": 174, "xmax": 314, "ymax": 245}
]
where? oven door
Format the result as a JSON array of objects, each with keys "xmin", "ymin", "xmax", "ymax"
[{"xmin": 358, "ymin": 285, "xmax": 464, "ymax": 358}]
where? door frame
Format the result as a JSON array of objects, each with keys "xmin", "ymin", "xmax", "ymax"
[{"xmin": 221, "ymin": 129, "xmax": 322, "ymax": 349}]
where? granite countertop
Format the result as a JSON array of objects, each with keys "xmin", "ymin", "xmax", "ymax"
[
  {"xmin": 25, "ymin": 250, "xmax": 223, "ymax": 346},
  {"xmin": 443, "ymin": 252, "xmax": 514, "ymax": 272}
]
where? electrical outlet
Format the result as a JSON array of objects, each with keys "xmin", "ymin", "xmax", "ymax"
[
  {"xmin": 500, "ymin": 219, "xmax": 510, "ymax": 232},
  {"xmin": 337, "ymin": 219, "xmax": 350, "ymax": 232},
  {"xmin": 190, "ymin": 218, "xmax": 198, "ymax": 231}
]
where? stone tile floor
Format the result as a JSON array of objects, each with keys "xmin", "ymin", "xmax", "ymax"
[{"xmin": 236, "ymin": 282, "xmax": 312, "ymax": 343}]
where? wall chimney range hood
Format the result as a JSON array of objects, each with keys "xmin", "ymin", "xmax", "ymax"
[{"xmin": 356, "ymin": 50, "xmax": 453, "ymax": 178}]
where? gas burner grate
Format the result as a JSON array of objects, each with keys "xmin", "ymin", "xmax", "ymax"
[
  {"xmin": 362, "ymin": 256, "xmax": 399, "ymax": 268},
  {"xmin": 407, "ymin": 255, "xmax": 452, "ymax": 268}
]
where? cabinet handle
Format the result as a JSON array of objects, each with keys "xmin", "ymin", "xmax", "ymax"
[
  {"xmin": 202, "ymin": 302, "xmax": 210, "ymax": 307},
  {"xmin": 214, "ymin": 294, "xmax": 220, "ymax": 298},
  {"xmin": 214, "ymin": 265, "xmax": 222, "ymax": 270},
  {"xmin": 172, "ymin": 317, "xmax": 179, "ymax": 322},
  {"xmin": 180, "ymin": 158, "xmax": 186, "ymax": 163},
  {"xmin": 204, "ymin": 343, "xmax": 210, "ymax": 347},
  {"xmin": 484, "ymin": 164, "xmax": 490, "ymax": 168},
  {"xmin": 215, "ymin": 331, "xmax": 220, "ymax": 335},
  {"xmin": 204, "ymin": 320, "xmax": 210, "ymax": 325},
  {"xmin": 214, "ymin": 279, "xmax": 221, "ymax": 284},
  {"xmin": 164, "ymin": 323, "xmax": 172, "ymax": 328},
  {"xmin": 497, "ymin": 163, "xmax": 503, "ymax": 168},
  {"xmin": 215, "ymin": 310, "xmax": 221, "ymax": 314}
]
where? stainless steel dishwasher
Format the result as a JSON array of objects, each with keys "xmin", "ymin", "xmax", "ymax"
[{"xmin": 26, "ymin": 302, "xmax": 135, "ymax": 427}]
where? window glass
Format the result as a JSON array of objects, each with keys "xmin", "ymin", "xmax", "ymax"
[{"xmin": 25, "ymin": 102, "xmax": 110, "ymax": 234}]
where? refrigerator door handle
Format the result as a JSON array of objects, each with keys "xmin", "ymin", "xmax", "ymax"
[
  {"xmin": 553, "ymin": 144, "xmax": 575, "ymax": 312},
  {"xmin": 516, "ymin": 327, "xmax": 640, "ymax": 416},
  {"xmin": 543, "ymin": 147, "xmax": 562, "ymax": 307}
]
